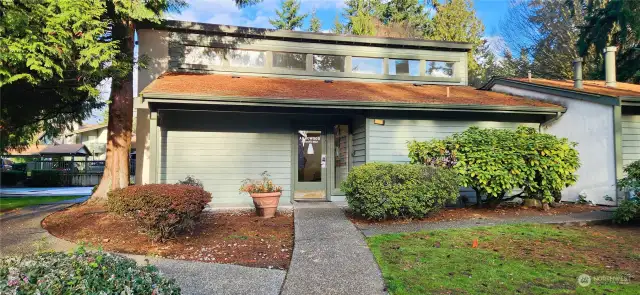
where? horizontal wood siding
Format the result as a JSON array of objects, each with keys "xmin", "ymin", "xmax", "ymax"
[
  {"xmin": 367, "ymin": 119, "xmax": 539, "ymax": 163},
  {"xmin": 352, "ymin": 116, "xmax": 366, "ymax": 167},
  {"xmin": 160, "ymin": 111, "xmax": 291, "ymax": 205},
  {"xmin": 622, "ymin": 115, "xmax": 640, "ymax": 166}
]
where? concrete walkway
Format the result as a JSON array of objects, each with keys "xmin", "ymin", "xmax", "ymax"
[
  {"xmin": 281, "ymin": 202, "xmax": 386, "ymax": 295},
  {"xmin": 357, "ymin": 210, "xmax": 615, "ymax": 237}
]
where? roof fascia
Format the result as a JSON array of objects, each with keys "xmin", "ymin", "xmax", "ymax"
[
  {"xmin": 483, "ymin": 77, "xmax": 620, "ymax": 106},
  {"xmin": 142, "ymin": 93, "xmax": 565, "ymax": 115}
]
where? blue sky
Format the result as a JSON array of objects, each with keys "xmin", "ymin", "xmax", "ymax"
[{"xmin": 167, "ymin": 0, "xmax": 511, "ymax": 43}]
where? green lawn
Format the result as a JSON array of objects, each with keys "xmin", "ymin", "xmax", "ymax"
[
  {"xmin": 367, "ymin": 224, "xmax": 640, "ymax": 295},
  {"xmin": 0, "ymin": 196, "xmax": 81, "ymax": 212}
]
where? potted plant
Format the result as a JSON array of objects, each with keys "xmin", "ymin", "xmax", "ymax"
[{"xmin": 240, "ymin": 171, "xmax": 283, "ymax": 218}]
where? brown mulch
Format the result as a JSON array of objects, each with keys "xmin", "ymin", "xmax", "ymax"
[
  {"xmin": 347, "ymin": 203, "xmax": 604, "ymax": 225},
  {"xmin": 43, "ymin": 205, "xmax": 294, "ymax": 269}
]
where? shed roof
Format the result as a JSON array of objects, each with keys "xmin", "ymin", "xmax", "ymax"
[
  {"xmin": 40, "ymin": 144, "xmax": 91, "ymax": 156},
  {"xmin": 141, "ymin": 73, "xmax": 563, "ymax": 112},
  {"xmin": 4, "ymin": 144, "xmax": 49, "ymax": 157}
]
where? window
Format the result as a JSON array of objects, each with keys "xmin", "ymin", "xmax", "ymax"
[
  {"xmin": 426, "ymin": 61, "xmax": 455, "ymax": 78},
  {"xmin": 351, "ymin": 57, "xmax": 383, "ymax": 75},
  {"xmin": 183, "ymin": 46, "xmax": 222, "ymax": 66},
  {"xmin": 273, "ymin": 52, "xmax": 306, "ymax": 70},
  {"xmin": 389, "ymin": 59, "xmax": 419, "ymax": 76},
  {"xmin": 312, "ymin": 54, "xmax": 345, "ymax": 72},
  {"xmin": 230, "ymin": 50, "xmax": 265, "ymax": 68},
  {"xmin": 334, "ymin": 125, "xmax": 349, "ymax": 189}
]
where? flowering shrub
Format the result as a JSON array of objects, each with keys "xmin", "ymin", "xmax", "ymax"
[
  {"xmin": 341, "ymin": 163, "xmax": 459, "ymax": 220},
  {"xmin": 0, "ymin": 247, "xmax": 180, "ymax": 294},
  {"xmin": 239, "ymin": 171, "xmax": 282, "ymax": 194},
  {"xmin": 107, "ymin": 184, "xmax": 212, "ymax": 241}
]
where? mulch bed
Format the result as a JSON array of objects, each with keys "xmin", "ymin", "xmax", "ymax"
[
  {"xmin": 43, "ymin": 205, "xmax": 294, "ymax": 269},
  {"xmin": 347, "ymin": 203, "xmax": 604, "ymax": 225}
]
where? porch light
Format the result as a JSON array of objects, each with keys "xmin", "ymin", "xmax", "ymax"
[{"xmin": 373, "ymin": 119, "xmax": 385, "ymax": 125}]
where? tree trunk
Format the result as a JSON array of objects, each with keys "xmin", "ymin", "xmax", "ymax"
[{"xmin": 89, "ymin": 22, "xmax": 135, "ymax": 204}]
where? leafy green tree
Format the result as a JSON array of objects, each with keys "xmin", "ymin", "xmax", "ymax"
[
  {"xmin": 269, "ymin": 0, "xmax": 307, "ymax": 30},
  {"xmin": 308, "ymin": 9, "xmax": 321, "ymax": 32},
  {"xmin": 0, "ymin": 0, "xmax": 116, "ymax": 153},
  {"xmin": 427, "ymin": 0, "xmax": 484, "ymax": 78},
  {"xmin": 379, "ymin": 0, "xmax": 431, "ymax": 36},
  {"xmin": 343, "ymin": 0, "xmax": 382, "ymax": 35},
  {"xmin": 572, "ymin": 0, "xmax": 640, "ymax": 82}
]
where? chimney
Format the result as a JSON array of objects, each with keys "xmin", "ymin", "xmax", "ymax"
[
  {"xmin": 573, "ymin": 58, "xmax": 583, "ymax": 89},
  {"xmin": 604, "ymin": 46, "xmax": 617, "ymax": 88}
]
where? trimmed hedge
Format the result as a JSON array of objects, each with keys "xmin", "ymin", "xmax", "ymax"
[
  {"xmin": 341, "ymin": 163, "xmax": 459, "ymax": 220},
  {"xmin": 0, "ymin": 247, "xmax": 179, "ymax": 294},
  {"xmin": 107, "ymin": 184, "xmax": 212, "ymax": 241},
  {"xmin": 1, "ymin": 171, "xmax": 26, "ymax": 186},
  {"xmin": 29, "ymin": 169, "xmax": 63, "ymax": 187}
]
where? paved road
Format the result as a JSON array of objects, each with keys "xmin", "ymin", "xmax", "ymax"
[{"xmin": 281, "ymin": 202, "xmax": 387, "ymax": 295}]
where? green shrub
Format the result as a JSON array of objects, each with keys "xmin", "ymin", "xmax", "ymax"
[
  {"xmin": 613, "ymin": 199, "xmax": 640, "ymax": 224},
  {"xmin": 1, "ymin": 170, "xmax": 26, "ymax": 186},
  {"xmin": 0, "ymin": 247, "xmax": 180, "ymax": 294},
  {"xmin": 408, "ymin": 126, "xmax": 580, "ymax": 204},
  {"xmin": 29, "ymin": 170, "xmax": 63, "ymax": 187},
  {"xmin": 107, "ymin": 184, "xmax": 212, "ymax": 241},
  {"xmin": 176, "ymin": 175, "xmax": 204, "ymax": 188},
  {"xmin": 341, "ymin": 163, "xmax": 459, "ymax": 220},
  {"xmin": 617, "ymin": 160, "xmax": 640, "ymax": 198}
]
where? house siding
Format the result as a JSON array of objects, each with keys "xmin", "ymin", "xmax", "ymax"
[
  {"xmin": 622, "ymin": 115, "xmax": 640, "ymax": 167},
  {"xmin": 367, "ymin": 118, "xmax": 538, "ymax": 163},
  {"xmin": 352, "ymin": 116, "xmax": 367, "ymax": 167},
  {"xmin": 159, "ymin": 111, "xmax": 292, "ymax": 206}
]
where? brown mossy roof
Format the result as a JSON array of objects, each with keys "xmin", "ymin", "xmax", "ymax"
[
  {"xmin": 512, "ymin": 78, "xmax": 640, "ymax": 97},
  {"xmin": 142, "ymin": 73, "xmax": 562, "ymax": 109}
]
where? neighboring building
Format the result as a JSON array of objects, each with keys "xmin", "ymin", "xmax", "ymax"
[
  {"xmin": 483, "ymin": 50, "xmax": 640, "ymax": 205},
  {"xmin": 134, "ymin": 20, "xmax": 566, "ymax": 208},
  {"xmin": 61, "ymin": 123, "xmax": 108, "ymax": 159}
]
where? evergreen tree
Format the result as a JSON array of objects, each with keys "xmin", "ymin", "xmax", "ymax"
[
  {"xmin": 572, "ymin": 0, "xmax": 640, "ymax": 82},
  {"xmin": 380, "ymin": 0, "xmax": 431, "ymax": 36},
  {"xmin": 0, "ymin": 0, "xmax": 116, "ymax": 153},
  {"xmin": 269, "ymin": 0, "xmax": 308, "ymax": 31},
  {"xmin": 309, "ymin": 9, "xmax": 321, "ymax": 32},
  {"xmin": 427, "ymin": 0, "xmax": 485, "ymax": 78},
  {"xmin": 331, "ymin": 14, "xmax": 345, "ymax": 34},
  {"xmin": 343, "ymin": 0, "xmax": 382, "ymax": 35}
]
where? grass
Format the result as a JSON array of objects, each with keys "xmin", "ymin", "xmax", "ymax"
[
  {"xmin": 367, "ymin": 224, "xmax": 640, "ymax": 295},
  {"xmin": 0, "ymin": 195, "xmax": 81, "ymax": 212}
]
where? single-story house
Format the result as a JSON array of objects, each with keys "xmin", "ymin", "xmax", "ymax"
[
  {"xmin": 483, "ymin": 51, "xmax": 640, "ymax": 205},
  {"xmin": 134, "ymin": 20, "xmax": 600, "ymax": 208}
]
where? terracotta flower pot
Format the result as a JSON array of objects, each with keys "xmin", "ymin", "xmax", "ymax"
[{"xmin": 250, "ymin": 192, "xmax": 282, "ymax": 218}]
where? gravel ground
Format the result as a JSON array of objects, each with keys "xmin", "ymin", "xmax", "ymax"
[{"xmin": 357, "ymin": 210, "xmax": 615, "ymax": 237}]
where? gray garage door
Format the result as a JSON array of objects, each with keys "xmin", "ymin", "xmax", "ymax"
[{"xmin": 159, "ymin": 111, "xmax": 292, "ymax": 205}]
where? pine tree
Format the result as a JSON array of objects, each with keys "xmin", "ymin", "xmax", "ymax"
[
  {"xmin": 331, "ymin": 14, "xmax": 345, "ymax": 34},
  {"xmin": 269, "ymin": 0, "xmax": 308, "ymax": 31},
  {"xmin": 380, "ymin": 0, "xmax": 430, "ymax": 36},
  {"xmin": 427, "ymin": 0, "xmax": 485, "ymax": 77},
  {"xmin": 309, "ymin": 9, "xmax": 321, "ymax": 32},
  {"xmin": 343, "ymin": 0, "xmax": 382, "ymax": 35},
  {"xmin": 0, "ymin": 0, "xmax": 116, "ymax": 153},
  {"xmin": 573, "ymin": 0, "xmax": 640, "ymax": 82}
]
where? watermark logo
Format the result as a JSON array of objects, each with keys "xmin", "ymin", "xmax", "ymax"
[
  {"xmin": 577, "ymin": 274, "xmax": 630, "ymax": 287},
  {"xmin": 577, "ymin": 274, "xmax": 591, "ymax": 287}
]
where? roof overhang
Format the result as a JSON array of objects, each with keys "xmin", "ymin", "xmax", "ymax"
[
  {"xmin": 142, "ymin": 93, "xmax": 566, "ymax": 115},
  {"xmin": 138, "ymin": 20, "xmax": 473, "ymax": 52},
  {"xmin": 620, "ymin": 96, "xmax": 640, "ymax": 106},
  {"xmin": 482, "ymin": 77, "xmax": 621, "ymax": 106}
]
